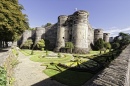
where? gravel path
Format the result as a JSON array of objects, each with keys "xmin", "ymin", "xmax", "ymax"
[
  {"xmin": 14, "ymin": 51, "xmax": 66, "ymax": 86},
  {"xmin": 0, "ymin": 48, "xmax": 10, "ymax": 66}
]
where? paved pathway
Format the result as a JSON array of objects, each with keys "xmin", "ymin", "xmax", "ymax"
[
  {"xmin": 0, "ymin": 48, "xmax": 10, "ymax": 66},
  {"xmin": 14, "ymin": 51, "xmax": 66, "ymax": 86}
]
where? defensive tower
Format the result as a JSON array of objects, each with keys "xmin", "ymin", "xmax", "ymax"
[
  {"xmin": 55, "ymin": 15, "xmax": 68, "ymax": 51},
  {"xmin": 103, "ymin": 33, "xmax": 110, "ymax": 42},
  {"xmin": 20, "ymin": 30, "xmax": 31, "ymax": 48},
  {"xmin": 72, "ymin": 10, "xmax": 89, "ymax": 53},
  {"xmin": 94, "ymin": 29, "xmax": 103, "ymax": 42},
  {"xmin": 33, "ymin": 27, "xmax": 45, "ymax": 47}
]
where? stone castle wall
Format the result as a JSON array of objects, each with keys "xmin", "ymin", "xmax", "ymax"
[
  {"xmin": 19, "ymin": 10, "xmax": 110, "ymax": 53},
  {"xmin": 72, "ymin": 10, "xmax": 89, "ymax": 53},
  {"xmin": 83, "ymin": 45, "xmax": 130, "ymax": 86}
]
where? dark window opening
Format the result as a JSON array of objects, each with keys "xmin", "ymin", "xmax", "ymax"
[{"xmin": 63, "ymin": 37, "xmax": 64, "ymax": 39}]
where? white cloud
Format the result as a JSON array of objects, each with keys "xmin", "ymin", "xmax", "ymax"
[{"xmin": 104, "ymin": 27, "xmax": 130, "ymax": 37}]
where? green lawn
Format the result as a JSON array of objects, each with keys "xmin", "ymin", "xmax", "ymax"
[
  {"xmin": 20, "ymin": 49, "xmax": 114, "ymax": 86},
  {"xmin": 43, "ymin": 65, "xmax": 94, "ymax": 86},
  {"xmin": 20, "ymin": 49, "xmax": 45, "ymax": 56},
  {"xmin": 20, "ymin": 49, "xmax": 72, "ymax": 64},
  {"xmin": 30, "ymin": 54, "xmax": 72, "ymax": 64}
]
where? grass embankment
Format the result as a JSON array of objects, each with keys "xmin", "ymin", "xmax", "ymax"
[{"xmin": 0, "ymin": 48, "xmax": 19, "ymax": 86}]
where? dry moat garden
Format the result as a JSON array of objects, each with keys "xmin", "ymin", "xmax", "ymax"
[{"xmin": 19, "ymin": 49, "xmax": 121, "ymax": 86}]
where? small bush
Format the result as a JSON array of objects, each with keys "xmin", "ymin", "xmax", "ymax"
[
  {"xmin": 58, "ymin": 53, "xmax": 62, "ymax": 58},
  {"xmin": 41, "ymin": 48, "xmax": 44, "ymax": 51},
  {"xmin": 0, "ymin": 66, "xmax": 7, "ymax": 86}
]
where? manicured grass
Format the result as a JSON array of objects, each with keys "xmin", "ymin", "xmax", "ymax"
[
  {"xmin": 20, "ymin": 49, "xmax": 72, "ymax": 64},
  {"xmin": 30, "ymin": 54, "xmax": 72, "ymax": 64},
  {"xmin": 43, "ymin": 65, "xmax": 94, "ymax": 86},
  {"xmin": 20, "ymin": 49, "xmax": 46, "ymax": 56}
]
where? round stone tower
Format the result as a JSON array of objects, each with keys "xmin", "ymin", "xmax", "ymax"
[
  {"xmin": 55, "ymin": 15, "xmax": 68, "ymax": 51},
  {"xmin": 34, "ymin": 27, "xmax": 45, "ymax": 47},
  {"xmin": 94, "ymin": 29, "xmax": 103, "ymax": 42},
  {"xmin": 103, "ymin": 33, "xmax": 110, "ymax": 42},
  {"xmin": 72, "ymin": 10, "xmax": 89, "ymax": 54},
  {"xmin": 20, "ymin": 30, "xmax": 31, "ymax": 48}
]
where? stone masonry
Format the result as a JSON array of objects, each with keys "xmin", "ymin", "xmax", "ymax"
[
  {"xmin": 83, "ymin": 44, "xmax": 130, "ymax": 86},
  {"xmin": 19, "ymin": 10, "xmax": 110, "ymax": 53}
]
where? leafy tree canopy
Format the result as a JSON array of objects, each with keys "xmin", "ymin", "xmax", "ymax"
[
  {"xmin": 65, "ymin": 42, "xmax": 74, "ymax": 49},
  {"xmin": 112, "ymin": 42, "xmax": 120, "ymax": 50},
  {"xmin": 43, "ymin": 23, "xmax": 52, "ymax": 28},
  {"xmin": 113, "ymin": 32, "xmax": 130, "ymax": 47},
  {"xmin": 37, "ymin": 39, "xmax": 45, "ymax": 50},
  {"xmin": 0, "ymin": 0, "xmax": 29, "ymax": 41},
  {"xmin": 23, "ymin": 39, "xmax": 33, "ymax": 49},
  {"xmin": 94, "ymin": 38, "xmax": 104, "ymax": 50},
  {"xmin": 104, "ymin": 42, "xmax": 111, "ymax": 49}
]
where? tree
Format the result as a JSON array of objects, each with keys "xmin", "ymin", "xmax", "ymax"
[
  {"xmin": 113, "ymin": 32, "xmax": 130, "ymax": 49},
  {"xmin": 43, "ymin": 23, "xmax": 52, "ymax": 28},
  {"xmin": 104, "ymin": 42, "xmax": 111, "ymax": 52},
  {"xmin": 37, "ymin": 39, "xmax": 45, "ymax": 50},
  {"xmin": 0, "ymin": 0, "xmax": 29, "ymax": 47},
  {"xmin": 112, "ymin": 42, "xmax": 120, "ymax": 50},
  {"xmin": 65, "ymin": 42, "xmax": 74, "ymax": 53},
  {"xmin": 23, "ymin": 39, "xmax": 33, "ymax": 49},
  {"xmin": 118, "ymin": 32, "xmax": 130, "ymax": 46},
  {"xmin": 94, "ymin": 38, "xmax": 104, "ymax": 54}
]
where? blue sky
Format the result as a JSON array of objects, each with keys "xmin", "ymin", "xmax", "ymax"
[{"xmin": 18, "ymin": 0, "xmax": 130, "ymax": 37}]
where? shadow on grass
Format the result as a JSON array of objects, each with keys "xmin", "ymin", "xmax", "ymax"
[{"xmin": 31, "ymin": 50, "xmax": 122, "ymax": 86}]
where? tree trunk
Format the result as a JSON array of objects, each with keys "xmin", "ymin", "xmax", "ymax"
[
  {"xmin": 5, "ymin": 42, "xmax": 8, "ymax": 47},
  {"xmin": 0, "ymin": 41, "xmax": 2, "ymax": 48},
  {"xmin": 100, "ymin": 50, "xmax": 101, "ymax": 54},
  {"xmin": 70, "ymin": 48, "xmax": 72, "ymax": 53}
]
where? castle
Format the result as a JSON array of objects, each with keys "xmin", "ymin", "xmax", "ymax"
[{"xmin": 19, "ymin": 10, "xmax": 110, "ymax": 54}]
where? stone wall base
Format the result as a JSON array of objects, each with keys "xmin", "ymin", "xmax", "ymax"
[{"xmin": 73, "ymin": 47, "xmax": 89, "ymax": 54}]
